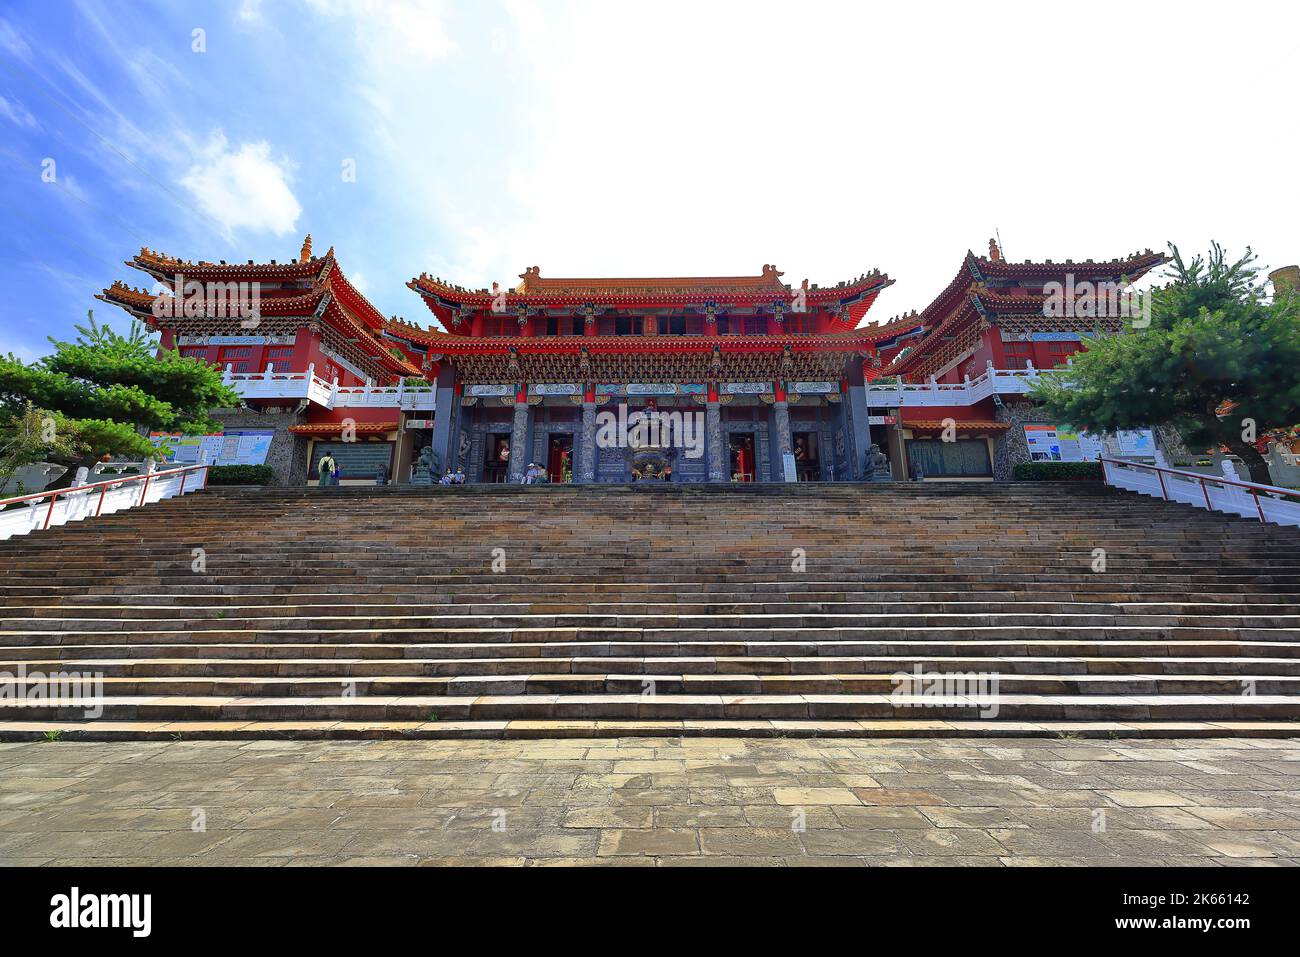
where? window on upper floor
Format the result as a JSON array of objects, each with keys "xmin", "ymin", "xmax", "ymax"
[
  {"xmin": 262, "ymin": 346, "xmax": 294, "ymax": 371},
  {"xmin": 1042, "ymin": 340, "xmax": 1083, "ymax": 368},
  {"xmin": 1003, "ymin": 341, "xmax": 1032, "ymax": 370}
]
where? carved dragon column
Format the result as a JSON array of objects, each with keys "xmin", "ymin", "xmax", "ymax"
[
  {"xmin": 706, "ymin": 346, "xmax": 725, "ymax": 482},
  {"xmin": 578, "ymin": 351, "xmax": 597, "ymax": 484},
  {"xmin": 506, "ymin": 350, "xmax": 529, "ymax": 483}
]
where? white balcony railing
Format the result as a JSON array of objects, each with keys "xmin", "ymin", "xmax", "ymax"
[
  {"xmin": 865, "ymin": 364, "xmax": 1050, "ymax": 406},
  {"xmin": 221, "ymin": 364, "xmax": 435, "ymax": 412},
  {"xmin": 224, "ymin": 362, "xmax": 1048, "ymax": 412}
]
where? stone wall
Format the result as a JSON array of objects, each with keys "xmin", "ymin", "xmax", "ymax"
[
  {"xmin": 994, "ymin": 399, "xmax": 1195, "ymax": 481},
  {"xmin": 992, "ymin": 400, "xmax": 1050, "ymax": 481},
  {"xmin": 210, "ymin": 407, "xmax": 309, "ymax": 487}
]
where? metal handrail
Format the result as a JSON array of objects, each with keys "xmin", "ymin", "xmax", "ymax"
[
  {"xmin": 1100, "ymin": 456, "xmax": 1300, "ymax": 524},
  {"xmin": 0, "ymin": 464, "xmax": 210, "ymax": 530}
]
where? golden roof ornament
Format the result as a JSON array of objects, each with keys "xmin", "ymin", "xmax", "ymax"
[{"xmin": 300, "ymin": 234, "xmax": 313, "ymax": 263}]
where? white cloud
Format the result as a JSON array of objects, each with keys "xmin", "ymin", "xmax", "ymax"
[
  {"xmin": 0, "ymin": 94, "xmax": 37, "ymax": 128},
  {"xmin": 325, "ymin": 0, "xmax": 1300, "ymax": 325},
  {"xmin": 0, "ymin": 17, "xmax": 31, "ymax": 60},
  {"xmin": 305, "ymin": 0, "xmax": 455, "ymax": 62},
  {"xmin": 179, "ymin": 132, "xmax": 301, "ymax": 237}
]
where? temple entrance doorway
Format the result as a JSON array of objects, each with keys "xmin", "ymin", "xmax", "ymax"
[
  {"xmin": 728, "ymin": 433, "xmax": 755, "ymax": 482},
  {"xmin": 547, "ymin": 433, "xmax": 573, "ymax": 483},
  {"xmin": 792, "ymin": 431, "xmax": 821, "ymax": 481},
  {"xmin": 484, "ymin": 433, "xmax": 510, "ymax": 483}
]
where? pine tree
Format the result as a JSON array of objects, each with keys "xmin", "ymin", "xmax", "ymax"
[
  {"xmin": 0, "ymin": 312, "xmax": 239, "ymax": 490},
  {"xmin": 1032, "ymin": 243, "xmax": 1300, "ymax": 485}
]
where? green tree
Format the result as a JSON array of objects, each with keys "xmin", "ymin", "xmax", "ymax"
[
  {"xmin": 0, "ymin": 312, "xmax": 239, "ymax": 490},
  {"xmin": 1032, "ymin": 243, "xmax": 1300, "ymax": 485}
]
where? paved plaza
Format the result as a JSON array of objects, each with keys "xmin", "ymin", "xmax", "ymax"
[{"xmin": 2, "ymin": 737, "xmax": 1300, "ymax": 866}]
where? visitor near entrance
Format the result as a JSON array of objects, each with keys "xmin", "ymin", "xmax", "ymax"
[{"xmin": 316, "ymin": 452, "xmax": 337, "ymax": 488}]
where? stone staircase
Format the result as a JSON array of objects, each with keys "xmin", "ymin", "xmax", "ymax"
[{"xmin": 1, "ymin": 482, "xmax": 1298, "ymax": 739}]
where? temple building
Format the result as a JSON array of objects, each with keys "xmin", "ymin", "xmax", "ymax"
[{"xmin": 97, "ymin": 238, "xmax": 1168, "ymax": 485}]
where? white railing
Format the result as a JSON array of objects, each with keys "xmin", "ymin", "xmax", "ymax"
[
  {"xmin": 866, "ymin": 365, "xmax": 1049, "ymax": 406},
  {"xmin": 0, "ymin": 464, "xmax": 210, "ymax": 541},
  {"xmin": 221, "ymin": 363, "xmax": 434, "ymax": 411},
  {"xmin": 1101, "ymin": 457, "xmax": 1300, "ymax": 529}
]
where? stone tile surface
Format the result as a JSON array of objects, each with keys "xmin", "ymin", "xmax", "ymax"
[{"xmin": 1, "ymin": 736, "xmax": 1298, "ymax": 866}]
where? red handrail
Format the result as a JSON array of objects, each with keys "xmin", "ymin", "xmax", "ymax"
[
  {"xmin": 1100, "ymin": 456, "xmax": 1300, "ymax": 523},
  {"xmin": 0, "ymin": 464, "xmax": 211, "ymax": 516}
]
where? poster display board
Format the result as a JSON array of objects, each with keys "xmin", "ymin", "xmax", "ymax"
[
  {"xmin": 1024, "ymin": 425, "xmax": 1153, "ymax": 461},
  {"xmin": 1116, "ymin": 429, "xmax": 1155, "ymax": 456},
  {"xmin": 1024, "ymin": 424, "xmax": 1105, "ymax": 462},
  {"xmin": 149, "ymin": 430, "xmax": 274, "ymax": 466}
]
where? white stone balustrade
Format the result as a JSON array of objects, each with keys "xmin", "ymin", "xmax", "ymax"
[
  {"xmin": 864, "ymin": 365, "xmax": 1050, "ymax": 406},
  {"xmin": 221, "ymin": 363, "xmax": 435, "ymax": 411}
]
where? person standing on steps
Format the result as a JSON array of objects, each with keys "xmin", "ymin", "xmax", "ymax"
[{"xmin": 317, "ymin": 451, "xmax": 337, "ymax": 488}]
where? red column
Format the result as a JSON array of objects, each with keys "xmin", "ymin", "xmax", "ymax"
[{"xmin": 290, "ymin": 327, "xmax": 314, "ymax": 374}]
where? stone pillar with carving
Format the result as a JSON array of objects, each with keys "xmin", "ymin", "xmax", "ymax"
[
  {"xmin": 507, "ymin": 385, "xmax": 530, "ymax": 484},
  {"xmin": 706, "ymin": 400, "xmax": 725, "ymax": 482},
  {"xmin": 772, "ymin": 382, "xmax": 793, "ymax": 482},
  {"xmin": 580, "ymin": 398, "xmax": 597, "ymax": 484}
]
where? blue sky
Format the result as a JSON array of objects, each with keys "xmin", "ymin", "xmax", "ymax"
[{"xmin": 2, "ymin": 0, "xmax": 1298, "ymax": 363}]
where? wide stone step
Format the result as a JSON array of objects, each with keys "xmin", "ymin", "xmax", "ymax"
[
  {"xmin": 4, "ymin": 638, "xmax": 1298, "ymax": 660},
  {"xmin": 11, "ymin": 654, "xmax": 1300, "ymax": 677},
  {"xmin": 5, "ymin": 692, "xmax": 1300, "ymax": 722},
  {"xmin": 3, "ymin": 717, "xmax": 1299, "ymax": 741},
  {"xmin": 2, "ymin": 482, "xmax": 1295, "ymax": 739},
  {"xmin": 4, "ymin": 671, "xmax": 1291, "ymax": 696}
]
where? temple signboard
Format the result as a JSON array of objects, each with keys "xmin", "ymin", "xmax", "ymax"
[{"xmin": 531, "ymin": 383, "xmax": 581, "ymax": 396}]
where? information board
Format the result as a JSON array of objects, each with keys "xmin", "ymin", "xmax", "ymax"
[
  {"xmin": 1024, "ymin": 424, "xmax": 1105, "ymax": 463},
  {"xmin": 149, "ymin": 430, "xmax": 274, "ymax": 466}
]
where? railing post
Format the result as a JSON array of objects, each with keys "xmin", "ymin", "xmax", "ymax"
[
  {"xmin": 95, "ymin": 483, "xmax": 108, "ymax": 516},
  {"xmin": 1200, "ymin": 477, "xmax": 1212, "ymax": 510},
  {"xmin": 42, "ymin": 491, "xmax": 58, "ymax": 529},
  {"xmin": 1156, "ymin": 467, "xmax": 1167, "ymax": 500},
  {"xmin": 1252, "ymin": 488, "xmax": 1266, "ymax": 523}
]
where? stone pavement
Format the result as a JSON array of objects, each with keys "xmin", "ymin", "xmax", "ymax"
[{"xmin": 2, "ymin": 737, "xmax": 1300, "ymax": 866}]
